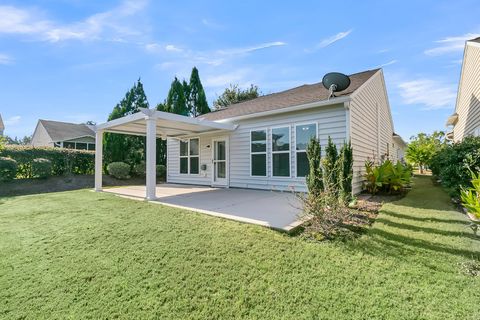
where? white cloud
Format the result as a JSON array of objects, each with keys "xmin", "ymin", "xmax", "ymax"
[
  {"xmin": 4, "ymin": 116, "xmax": 21, "ymax": 126},
  {"xmin": 203, "ymin": 68, "xmax": 253, "ymax": 88},
  {"xmin": 398, "ymin": 79, "xmax": 456, "ymax": 109},
  {"xmin": 0, "ymin": 53, "xmax": 13, "ymax": 65},
  {"xmin": 217, "ymin": 41, "xmax": 286, "ymax": 55},
  {"xmin": 378, "ymin": 59, "xmax": 398, "ymax": 68},
  {"xmin": 165, "ymin": 44, "xmax": 183, "ymax": 52},
  {"xmin": 424, "ymin": 32, "xmax": 480, "ymax": 56},
  {"xmin": 201, "ymin": 18, "xmax": 223, "ymax": 29},
  {"xmin": 317, "ymin": 29, "xmax": 352, "ymax": 49},
  {"xmin": 0, "ymin": 0, "xmax": 149, "ymax": 42}
]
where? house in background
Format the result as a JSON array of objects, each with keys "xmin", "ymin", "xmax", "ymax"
[
  {"xmin": 446, "ymin": 37, "xmax": 480, "ymax": 141},
  {"xmin": 0, "ymin": 113, "xmax": 4, "ymax": 136},
  {"xmin": 393, "ymin": 133, "xmax": 407, "ymax": 162},
  {"xmin": 95, "ymin": 68, "xmax": 404, "ymax": 197},
  {"xmin": 31, "ymin": 119, "xmax": 96, "ymax": 150}
]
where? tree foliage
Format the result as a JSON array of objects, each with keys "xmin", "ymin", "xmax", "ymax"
[
  {"xmin": 213, "ymin": 84, "xmax": 261, "ymax": 109},
  {"xmin": 166, "ymin": 77, "xmax": 188, "ymax": 116},
  {"xmin": 104, "ymin": 79, "xmax": 149, "ymax": 166},
  {"xmin": 187, "ymin": 67, "xmax": 210, "ymax": 116},
  {"xmin": 406, "ymin": 131, "xmax": 446, "ymax": 173},
  {"xmin": 4, "ymin": 135, "xmax": 32, "ymax": 146}
]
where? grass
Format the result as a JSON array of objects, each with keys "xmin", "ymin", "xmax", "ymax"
[{"xmin": 0, "ymin": 176, "xmax": 479, "ymax": 319}]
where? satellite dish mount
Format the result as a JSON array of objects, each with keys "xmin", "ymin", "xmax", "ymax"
[{"xmin": 322, "ymin": 72, "xmax": 351, "ymax": 99}]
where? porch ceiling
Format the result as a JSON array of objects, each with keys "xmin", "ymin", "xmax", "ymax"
[{"xmin": 95, "ymin": 108, "xmax": 237, "ymax": 138}]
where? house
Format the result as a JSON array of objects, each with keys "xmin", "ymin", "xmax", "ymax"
[
  {"xmin": 0, "ymin": 113, "xmax": 4, "ymax": 136},
  {"xmin": 31, "ymin": 119, "xmax": 96, "ymax": 150},
  {"xmin": 94, "ymin": 68, "xmax": 403, "ymax": 198},
  {"xmin": 446, "ymin": 37, "xmax": 480, "ymax": 141}
]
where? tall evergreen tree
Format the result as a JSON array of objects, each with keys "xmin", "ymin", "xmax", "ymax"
[
  {"xmin": 104, "ymin": 79, "xmax": 149, "ymax": 166},
  {"xmin": 188, "ymin": 67, "xmax": 210, "ymax": 116},
  {"xmin": 166, "ymin": 77, "xmax": 188, "ymax": 116}
]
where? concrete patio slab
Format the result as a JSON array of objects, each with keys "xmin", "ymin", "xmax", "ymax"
[{"xmin": 103, "ymin": 184, "xmax": 303, "ymax": 231}]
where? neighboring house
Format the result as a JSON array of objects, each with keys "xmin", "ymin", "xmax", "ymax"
[
  {"xmin": 164, "ymin": 68, "xmax": 401, "ymax": 194},
  {"xmin": 95, "ymin": 68, "xmax": 404, "ymax": 197},
  {"xmin": 446, "ymin": 37, "xmax": 480, "ymax": 141},
  {"xmin": 31, "ymin": 119, "xmax": 96, "ymax": 150},
  {"xmin": 392, "ymin": 133, "xmax": 407, "ymax": 162},
  {"xmin": 0, "ymin": 113, "xmax": 4, "ymax": 136}
]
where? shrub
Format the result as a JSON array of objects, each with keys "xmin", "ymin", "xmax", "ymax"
[
  {"xmin": 133, "ymin": 161, "xmax": 146, "ymax": 176},
  {"xmin": 107, "ymin": 162, "xmax": 130, "ymax": 179},
  {"xmin": 306, "ymin": 137, "xmax": 323, "ymax": 195},
  {"xmin": 0, "ymin": 146, "xmax": 95, "ymax": 178},
  {"xmin": 0, "ymin": 157, "xmax": 18, "ymax": 182},
  {"xmin": 364, "ymin": 160, "xmax": 411, "ymax": 195},
  {"xmin": 32, "ymin": 158, "xmax": 52, "ymax": 179},
  {"xmin": 430, "ymin": 136, "xmax": 480, "ymax": 197},
  {"xmin": 460, "ymin": 172, "xmax": 480, "ymax": 220},
  {"xmin": 156, "ymin": 164, "xmax": 166, "ymax": 179}
]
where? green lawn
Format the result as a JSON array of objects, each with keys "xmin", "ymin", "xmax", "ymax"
[{"xmin": 0, "ymin": 176, "xmax": 479, "ymax": 319}]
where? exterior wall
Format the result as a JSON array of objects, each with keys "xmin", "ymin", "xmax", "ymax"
[
  {"xmin": 349, "ymin": 70, "xmax": 395, "ymax": 194},
  {"xmin": 31, "ymin": 122, "xmax": 54, "ymax": 147},
  {"xmin": 453, "ymin": 42, "xmax": 480, "ymax": 142},
  {"xmin": 166, "ymin": 104, "xmax": 347, "ymax": 192}
]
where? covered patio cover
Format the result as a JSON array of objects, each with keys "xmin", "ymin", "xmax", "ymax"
[{"xmin": 94, "ymin": 108, "xmax": 236, "ymax": 199}]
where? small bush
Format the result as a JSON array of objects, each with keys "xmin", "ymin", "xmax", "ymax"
[
  {"xmin": 107, "ymin": 162, "xmax": 131, "ymax": 180},
  {"xmin": 32, "ymin": 158, "xmax": 52, "ymax": 179},
  {"xmin": 461, "ymin": 172, "xmax": 480, "ymax": 220},
  {"xmin": 156, "ymin": 164, "xmax": 166, "ymax": 179},
  {"xmin": 133, "ymin": 161, "xmax": 146, "ymax": 176},
  {"xmin": 364, "ymin": 160, "xmax": 412, "ymax": 195},
  {"xmin": 0, "ymin": 157, "xmax": 18, "ymax": 182}
]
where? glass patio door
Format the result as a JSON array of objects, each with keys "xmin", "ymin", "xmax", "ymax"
[{"xmin": 212, "ymin": 139, "xmax": 228, "ymax": 186}]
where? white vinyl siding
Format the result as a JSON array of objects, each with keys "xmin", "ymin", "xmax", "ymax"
[
  {"xmin": 349, "ymin": 70, "xmax": 395, "ymax": 194},
  {"xmin": 453, "ymin": 42, "xmax": 480, "ymax": 142}
]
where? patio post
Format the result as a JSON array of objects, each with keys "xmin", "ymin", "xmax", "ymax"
[
  {"xmin": 145, "ymin": 117, "xmax": 157, "ymax": 200},
  {"xmin": 94, "ymin": 130, "xmax": 103, "ymax": 192}
]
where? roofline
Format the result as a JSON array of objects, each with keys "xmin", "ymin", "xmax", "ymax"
[
  {"xmin": 56, "ymin": 134, "xmax": 95, "ymax": 142},
  {"xmin": 215, "ymin": 96, "xmax": 351, "ymax": 123},
  {"xmin": 466, "ymin": 39, "xmax": 480, "ymax": 49}
]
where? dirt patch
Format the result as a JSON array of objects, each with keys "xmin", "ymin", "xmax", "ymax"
[{"xmin": 0, "ymin": 175, "xmax": 156, "ymax": 197}]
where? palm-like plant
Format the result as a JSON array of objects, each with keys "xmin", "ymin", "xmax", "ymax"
[{"xmin": 461, "ymin": 172, "xmax": 480, "ymax": 220}]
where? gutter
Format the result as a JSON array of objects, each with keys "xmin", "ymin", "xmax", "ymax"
[{"xmin": 215, "ymin": 96, "xmax": 351, "ymax": 123}]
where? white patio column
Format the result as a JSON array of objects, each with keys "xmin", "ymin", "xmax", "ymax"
[
  {"xmin": 145, "ymin": 117, "xmax": 157, "ymax": 200},
  {"xmin": 94, "ymin": 130, "xmax": 103, "ymax": 192}
]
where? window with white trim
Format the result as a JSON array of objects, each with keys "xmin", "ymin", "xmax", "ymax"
[
  {"xmin": 251, "ymin": 130, "xmax": 267, "ymax": 176},
  {"xmin": 271, "ymin": 126, "xmax": 290, "ymax": 177},
  {"xmin": 180, "ymin": 138, "xmax": 199, "ymax": 174},
  {"xmin": 295, "ymin": 123, "xmax": 317, "ymax": 177}
]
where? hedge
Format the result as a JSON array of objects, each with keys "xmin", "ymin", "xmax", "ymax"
[
  {"xmin": 0, "ymin": 157, "xmax": 18, "ymax": 182},
  {"xmin": 0, "ymin": 146, "xmax": 95, "ymax": 179}
]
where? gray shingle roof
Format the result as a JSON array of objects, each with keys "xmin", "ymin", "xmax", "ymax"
[
  {"xmin": 39, "ymin": 120, "xmax": 94, "ymax": 142},
  {"xmin": 200, "ymin": 69, "xmax": 379, "ymax": 121}
]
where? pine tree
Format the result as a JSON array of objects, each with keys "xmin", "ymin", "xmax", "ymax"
[
  {"xmin": 188, "ymin": 67, "xmax": 210, "ymax": 116},
  {"xmin": 306, "ymin": 137, "xmax": 323, "ymax": 195},
  {"xmin": 338, "ymin": 141, "xmax": 353, "ymax": 203},
  {"xmin": 166, "ymin": 77, "xmax": 188, "ymax": 116},
  {"xmin": 323, "ymin": 137, "xmax": 339, "ymax": 192}
]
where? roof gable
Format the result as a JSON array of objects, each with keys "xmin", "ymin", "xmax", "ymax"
[
  {"xmin": 39, "ymin": 120, "xmax": 95, "ymax": 142},
  {"xmin": 200, "ymin": 69, "xmax": 379, "ymax": 121}
]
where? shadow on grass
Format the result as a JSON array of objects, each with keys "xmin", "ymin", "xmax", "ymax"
[{"xmin": 382, "ymin": 210, "xmax": 467, "ymax": 225}]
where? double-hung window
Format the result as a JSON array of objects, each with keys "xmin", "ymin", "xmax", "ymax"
[
  {"xmin": 271, "ymin": 126, "xmax": 290, "ymax": 177},
  {"xmin": 180, "ymin": 138, "xmax": 199, "ymax": 174},
  {"xmin": 295, "ymin": 123, "xmax": 317, "ymax": 177},
  {"xmin": 250, "ymin": 130, "xmax": 267, "ymax": 176}
]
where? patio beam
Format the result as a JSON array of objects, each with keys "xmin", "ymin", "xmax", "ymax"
[
  {"xmin": 145, "ymin": 117, "xmax": 157, "ymax": 200},
  {"xmin": 94, "ymin": 130, "xmax": 103, "ymax": 192}
]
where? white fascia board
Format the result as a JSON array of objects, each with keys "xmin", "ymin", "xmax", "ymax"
[
  {"xmin": 215, "ymin": 96, "xmax": 351, "ymax": 123},
  {"xmin": 95, "ymin": 112, "xmax": 147, "ymax": 131},
  {"xmin": 152, "ymin": 110, "xmax": 237, "ymax": 131}
]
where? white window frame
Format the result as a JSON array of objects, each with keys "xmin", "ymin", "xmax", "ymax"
[
  {"xmin": 294, "ymin": 122, "xmax": 318, "ymax": 178},
  {"xmin": 179, "ymin": 137, "xmax": 200, "ymax": 175},
  {"xmin": 270, "ymin": 125, "xmax": 291, "ymax": 178},
  {"xmin": 250, "ymin": 129, "xmax": 268, "ymax": 177}
]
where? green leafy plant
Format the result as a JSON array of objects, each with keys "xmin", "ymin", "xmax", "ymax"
[
  {"xmin": 32, "ymin": 158, "xmax": 52, "ymax": 179},
  {"xmin": 107, "ymin": 162, "xmax": 131, "ymax": 180},
  {"xmin": 306, "ymin": 137, "xmax": 323, "ymax": 195},
  {"xmin": 364, "ymin": 160, "xmax": 411, "ymax": 195},
  {"xmin": 0, "ymin": 157, "xmax": 18, "ymax": 182},
  {"xmin": 156, "ymin": 164, "xmax": 166, "ymax": 179},
  {"xmin": 460, "ymin": 172, "xmax": 480, "ymax": 220},
  {"xmin": 133, "ymin": 161, "xmax": 146, "ymax": 176}
]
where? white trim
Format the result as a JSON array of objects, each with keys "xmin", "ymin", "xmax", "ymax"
[
  {"xmin": 179, "ymin": 137, "xmax": 201, "ymax": 175},
  {"xmin": 211, "ymin": 136, "xmax": 229, "ymax": 187},
  {"xmin": 293, "ymin": 122, "xmax": 318, "ymax": 178},
  {"xmin": 270, "ymin": 125, "xmax": 292, "ymax": 178},
  {"xmin": 249, "ymin": 128, "xmax": 268, "ymax": 178},
  {"xmin": 94, "ymin": 130, "xmax": 103, "ymax": 192},
  {"xmin": 216, "ymin": 96, "xmax": 351, "ymax": 123},
  {"xmin": 344, "ymin": 101, "xmax": 351, "ymax": 142},
  {"xmin": 467, "ymin": 40, "xmax": 480, "ymax": 49},
  {"xmin": 145, "ymin": 117, "xmax": 157, "ymax": 200}
]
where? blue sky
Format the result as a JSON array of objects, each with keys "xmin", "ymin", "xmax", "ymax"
[{"xmin": 0, "ymin": 0, "xmax": 479, "ymax": 140}]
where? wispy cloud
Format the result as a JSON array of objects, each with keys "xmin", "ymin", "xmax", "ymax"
[
  {"xmin": 217, "ymin": 41, "xmax": 286, "ymax": 55},
  {"xmin": 398, "ymin": 79, "xmax": 456, "ymax": 109},
  {"xmin": 378, "ymin": 59, "xmax": 398, "ymax": 68},
  {"xmin": 4, "ymin": 115, "xmax": 21, "ymax": 126},
  {"xmin": 424, "ymin": 32, "xmax": 480, "ymax": 56},
  {"xmin": 201, "ymin": 18, "xmax": 223, "ymax": 29},
  {"xmin": 0, "ymin": 53, "xmax": 13, "ymax": 65},
  {"xmin": 317, "ymin": 29, "xmax": 352, "ymax": 48},
  {"xmin": 0, "ymin": 0, "xmax": 149, "ymax": 42}
]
